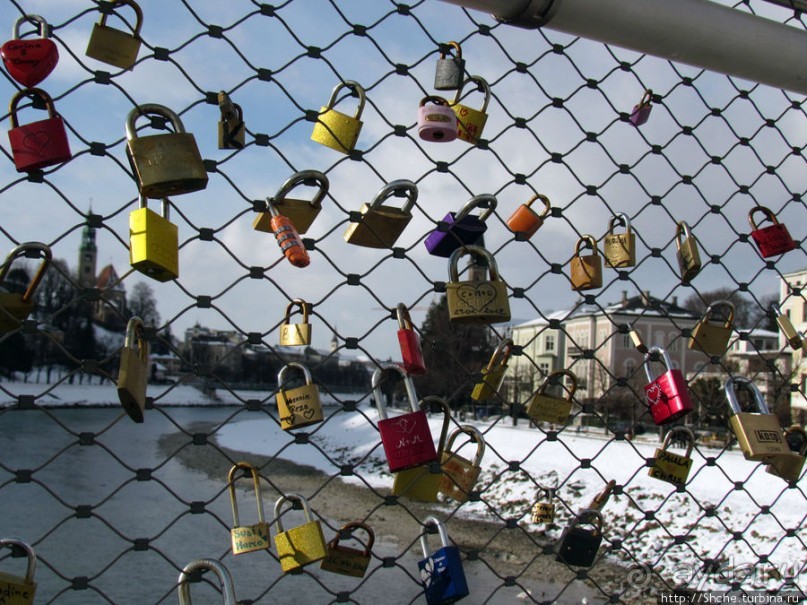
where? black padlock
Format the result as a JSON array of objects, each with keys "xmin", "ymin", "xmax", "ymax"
[{"xmin": 555, "ymin": 509, "xmax": 603, "ymax": 567}]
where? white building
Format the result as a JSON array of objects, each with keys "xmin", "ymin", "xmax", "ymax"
[{"xmin": 780, "ymin": 268, "xmax": 807, "ymax": 424}]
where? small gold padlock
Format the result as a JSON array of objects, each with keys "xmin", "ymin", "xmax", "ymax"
[
  {"xmin": 276, "ymin": 362, "xmax": 323, "ymax": 431},
  {"xmin": 228, "ymin": 462, "xmax": 270, "ymax": 555},
  {"xmin": 772, "ymin": 303, "xmax": 806, "ymax": 351},
  {"xmin": 0, "ymin": 538, "xmax": 36, "ymax": 605},
  {"xmin": 603, "ymin": 213, "xmax": 636, "ymax": 268},
  {"xmin": 279, "ymin": 298, "xmax": 312, "ymax": 346},
  {"xmin": 273, "ymin": 494, "xmax": 328, "ymax": 573},
  {"xmin": 129, "ymin": 196, "xmax": 179, "ymax": 282},
  {"xmin": 471, "ymin": 338, "xmax": 513, "ymax": 401},
  {"xmin": 85, "ymin": 0, "xmax": 143, "ymax": 70},
  {"xmin": 765, "ymin": 425, "xmax": 807, "ymax": 483},
  {"xmin": 253, "ymin": 170, "xmax": 329, "ymax": 235},
  {"xmin": 439, "ymin": 425, "xmax": 485, "ymax": 503},
  {"xmin": 675, "ymin": 221, "xmax": 701, "ymax": 282},
  {"xmin": 0, "ymin": 242, "xmax": 51, "ymax": 333},
  {"xmin": 570, "ymin": 235, "xmax": 603, "ymax": 291},
  {"xmin": 531, "ymin": 487, "xmax": 556, "ymax": 524},
  {"xmin": 446, "ymin": 245, "xmax": 511, "ymax": 324},
  {"xmin": 310, "ymin": 80, "xmax": 365, "ymax": 154},
  {"xmin": 217, "ymin": 91, "xmax": 245, "ymax": 149},
  {"xmin": 451, "ymin": 75, "xmax": 490, "ymax": 144},
  {"xmin": 648, "ymin": 426, "xmax": 695, "ymax": 488},
  {"xmin": 726, "ymin": 377, "xmax": 790, "ymax": 461},
  {"xmin": 177, "ymin": 559, "xmax": 238, "ymax": 605},
  {"xmin": 688, "ymin": 300, "xmax": 735, "ymax": 357},
  {"xmin": 320, "ymin": 522, "xmax": 375, "ymax": 578},
  {"xmin": 526, "ymin": 369, "xmax": 577, "ymax": 425},
  {"xmin": 627, "ymin": 323, "xmax": 649, "ymax": 354},
  {"xmin": 343, "ymin": 180, "xmax": 417, "ymax": 249},
  {"xmin": 116, "ymin": 316, "xmax": 149, "ymax": 423}
]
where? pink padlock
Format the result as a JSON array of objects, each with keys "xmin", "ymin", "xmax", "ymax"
[
  {"xmin": 629, "ymin": 89, "xmax": 653, "ymax": 127},
  {"xmin": 417, "ymin": 96, "xmax": 458, "ymax": 142}
]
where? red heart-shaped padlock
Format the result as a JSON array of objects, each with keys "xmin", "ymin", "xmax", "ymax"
[{"xmin": 2, "ymin": 38, "xmax": 59, "ymax": 87}]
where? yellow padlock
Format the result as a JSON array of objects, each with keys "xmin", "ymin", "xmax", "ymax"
[
  {"xmin": 648, "ymin": 426, "xmax": 695, "ymax": 488},
  {"xmin": 279, "ymin": 298, "xmax": 312, "ymax": 346},
  {"xmin": 603, "ymin": 213, "xmax": 635, "ymax": 268},
  {"xmin": 726, "ymin": 377, "xmax": 789, "ymax": 461},
  {"xmin": 471, "ymin": 338, "xmax": 513, "ymax": 401},
  {"xmin": 116, "ymin": 316, "xmax": 149, "ymax": 423},
  {"xmin": 129, "ymin": 196, "xmax": 179, "ymax": 282},
  {"xmin": 276, "ymin": 362, "xmax": 323, "ymax": 431},
  {"xmin": 675, "ymin": 221, "xmax": 701, "ymax": 282},
  {"xmin": 526, "ymin": 369, "xmax": 577, "ymax": 425},
  {"xmin": 343, "ymin": 180, "xmax": 417, "ymax": 249},
  {"xmin": 85, "ymin": 0, "xmax": 143, "ymax": 70},
  {"xmin": 0, "ymin": 538, "xmax": 37, "ymax": 605},
  {"xmin": 273, "ymin": 494, "xmax": 327, "ymax": 573},
  {"xmin": 310, "ymin": 80, "xmax": 365, "ymax": 154},
  {"xmin": 446, "ymin": 245, "xmax": 511, "ymax": 324},
  {"xmin": 0, "ymin": 242, "xmax": 51, "ymax": 333},
  {"xmin": 531, "ymin": 487, "xmax": 556, "ymax": 523},
  {"xmin": 570, "ymin": 235, "xmax": 603, "ymax": 291},
  {"xmin": 688, "ymin": 300, "xmax": 735, "ymax": 357},
  {"xmin": 228, "ymin": 462, "xmax": 270, "ymax": 555},
  {"xmin": 253, "ymin": 170, "xmax": 329, "ymax": 235},
  {"xmin": 451, "ymin": 75, "xmax": 490, "ymax": 144}
]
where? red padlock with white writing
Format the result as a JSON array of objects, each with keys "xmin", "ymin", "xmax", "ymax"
[
  {"xmin": 418, "ymin": 96, "xmax": 458, "ymax": 142},
  {"xmin": 748, "ymin": 206, "xmax": 797, "ymax": 258},
  {"xmin": 396, "ymin": 303, "xmax": 425, "ymax": 375},
  {"xmin": 2, "ymin": 15, "xmax": 59, "ymax": 87},
  {"xmin": 643, "ymin": 346, "xmax": 693, "ymax": 425},
  {"xmin": 8, "ymin": 87, "xmax": 71, "ymax": 172}
]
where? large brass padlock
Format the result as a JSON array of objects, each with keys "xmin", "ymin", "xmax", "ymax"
[
  {"xmin": 603, "ymin": 213, "xmax": 635, "ymax": 268},
  {"xmin": 570, "ymin": 235, "xmax": 603, "ymax": 291},
  {"xmin": 129, "ymin": 196, "xmax": 178, "ymax": 282},
  {"xmin": 526, "ymin": 369, "xmax": 577, "ymax": 425},
  {"xmin": 310, "ymin": 80, "xmax": 365, "ymax": 154},
  {"xmin": 446, "ymin": 245, "xmax": 511, "ymax": 324},
  {"xmin": 177, "ymin": 559, "xmax": 238, "ymax": 605},
  {"xmin": 675, "ymin": 221, "xmax": 701, "ymax": 282},
  {"xmin": 648, "ymin": 426, "xmax": 695, "ymax": 488},
  {"xmin": 276, "ymin": 362, "xmax": 323, "ymax": 431},
  {"xmin": 0, "ymin": 538, "xmax": 37, "ymax": 605},
  {"xmin": 531, "ymin": 487, "xmax": 556, "ymax": 524},
  {"xmin": 688, "ymin": 300, "xmax": 735, "ymax": 357},
  {"xmin": 254, "ymin": 170, "xmax": 329, "ymax": 235},
  {"xmin": 0, "ymin": 242, "xmax": 51, "ymax": 333},
  {"xmin": 439, "ymin": 425, "xmax": 485, "ymax": 503},
  {"xmin": 343, "ymin": 179, "xmax": 417, "ymax": 249},
  {"xmin": 726, "ymin": 376, "xmax": 789, "ymax": 461},
  {"xmin": 217, "ymin": 91, "xmax": 245, "ymax": 149},
  {"xmin": 85, "ymin": 0, "xmax": 143, "ymax": 70},
  {"xmin": 320, "ymin": 521, "xmax": 375, "ymax": 578},
  {"xmin": 116, "ymin": 316, "xmax": 149, "ymax": 423},
  {"xmin": 471, "ymin": 338, "xmax": 513, "ymax": 401},
  {"xmin": 451, "ymin": 75, "xmax": 490, "ymax": 144},
  {"xmin": 766, "ymin": 425, "xmax": 807, "ymax": 483},
  {"xmin": 228, "ymin": 462, "xmax": 270, "ymax": 555},
  {"xmin": 125, "ymin": 103, "xmax": 208, "ymax": 198},
  {"xmin": 273, "ymin": 494, "xmax": 328, "ymax": 573},
  {"xmin": 279, "ymin": 298, "xmax": 312, "ymax": 346}
]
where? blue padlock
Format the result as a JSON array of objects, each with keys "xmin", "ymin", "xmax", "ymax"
[
  {"xmin": 417, "ymin": 516, "xmax": 469, "ymax": 605},
  {"xmin": 423, "ymin": 194, "xmax": 497, "ymax": 258}
]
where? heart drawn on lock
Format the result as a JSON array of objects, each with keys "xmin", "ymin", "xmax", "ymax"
[
  {"xmin": 645, "ymin": 383, "xmax": 663, "ymax": 406},
  {"xmin": 1, "ymin": 39, "xmax": 59, "ymax": 88},
  {"xmin": 303, "ymin": 408, "xmax": 315, "ymax": 420},
  {"xmin": 456, "ymin": 283, "xmax": 497, "ymax": 312},
  {"xmin": 23, "ymin": 131, "xmax": 51, "ymax": 157}
]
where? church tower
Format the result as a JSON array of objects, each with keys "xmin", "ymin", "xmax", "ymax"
[{"xmin": 78, "ymin": 221, "xmax": 97, "ymax": 288}]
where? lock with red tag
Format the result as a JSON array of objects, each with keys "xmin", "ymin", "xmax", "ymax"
[
  {"xmin": 8, "ymin": 87, "xmax": 72, "ymax": 172},
  {"xmin": 748, "ymin": 206, "xmax": 797, "ymax": 258},
  {"xmin": 424, "ymin": 194, "xmax": 497, "ymax": 257},
  {"xmin": 396, "ymin": 303, "xmax": 425, "ymax": 375},
  {"xmin": 643, "ymin": 346, "xmax": 693, "ymax": 425},
  {"xmin": 262, "ymin": 201, "xmax": 310, "ymax": 268},
  {"xmin": 2, "ymin": 15, "xmax": 59, "ymax": 87},
  {"xmin": 417, "ymin": 96, "xmax": 458, "ymax": 142}
]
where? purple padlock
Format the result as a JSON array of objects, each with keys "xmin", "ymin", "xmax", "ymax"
[
  {"xmin": 629, "ymin": 89, "xmax": 653, "ymax": 127},
  {"xmin": 418, "ymin": 96, "xmax": 458, "ymax": 142},
  {"xmin": 424, "ymin": 194, "xmax": 497, "ymax": 257}
]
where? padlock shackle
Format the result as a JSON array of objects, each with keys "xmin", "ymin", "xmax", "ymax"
[
  {"xmin": 12, "ymin": 14, "xmax": 48, "ymax": 39},
  {"xmin": 523, "ymin": 193, "xmax": 551, "ymax": 217},
  {"xmin": 638, "ymin": 88, "xmax": 653, "ymax": 109},
  {"xmin": 126, "ymin": 103, "xmax": 186, "ymax": 141},
  {"xmin": 0, "ymin": 241, "xmax": 52, "ymax": 303},
  {"xmin": 444, "ymin": 425, "xmax": 486, "ymax": 466},
  {"xmin": 538, "ymin": 369, "xmax": 577, "ymax": 400},
  {"xmin": 372, "ymin": 363, "xmax": 418, "ymax": 420},
  {"xmin": 452, "ymin": 75, "xmax": 491, "ymax": 112},
  {"xmin": 8, "ymin": 87, "xmax": 58, "ymax": 128},
  {"xmin": 273, "ymin": 493, "xmax": 314, "ymax": 534},
  {"xmin": 574, "ymin": 235, "xmax": 599, "ymax": 257},
  {"xmin": 329, "ymin": 521, "xmax": 375, "ymax": 556},
  {"xmin": 0, "ymin": 538, "xmax": 36, "ymax": 583},
  {"xmin": 177, "ymin": 558, "xmax": 238, "ymax": 605},
  {"xmin": 643, "ymin": 346, "xmax": 674, "ymax": 384},
  {"xmin": 124, "ymin": 316, "xmax": 149, "ymax": 363},
  {"xmin": 419, "ymin": 95, "xmax": 450, "ymax": 108},
  {"xmin": 725, "ymin": 376, "xmax": 771, "ymax": 415},
  {"xmin": 277, "ymin": 361, "xmax": 313, "ymax": 390},
  {"xmin": 485, "ymin": 338, "xmax": 513, "ymax": 371},
  {"xmin": 419, "ymin": 516, "xmax": 451, "ymax": 559},
  {"xmin": 325, "ymin": 80, "xmax": 366, "ymax": 119},
  {"xmin": 661, "ymin": 426, "xmax": 696, "ymax": 458},
  {"xmin": 570, "ymin": 508, "xmax": 604, "ymax": 533},
  {"xmin": 283, "ymin": 298, "xmax": 310, "ymax": 324},
  {"xmin": 607, "ymin": 213, "xmax": 632, "ymax": 235},
  {"xmin": 274, "ymin": 170, "xmax": 329, "ymax": 210},
  {"xmin": 447, "ymin": 245, "xmax": 501, "ymax": 283},
  {"xmin": 396, "ymin": 303, "xmax": 414, "ymax": 331},
  {"xmin": 675, "ymin": 221, "xmax": 694, "ymax": 249},
  {"xmin": 538, "ymin": 484, "xmax": 556, "ymax": 500},
  {"xmin": 227, "ymin": 461, "xmax": 266, "ymax": 528},
  {"xmin": 97, "ymin": 0, "xmax": 144, "ymax": 33},
  {"xmin": 455, "ymin": 194, "xmax": 498, "ymax": 223},
  {"xmin": 748, "ymin": 205, "xmax": 780, "ymax": 230},
  {"xmin": 368, "ymin": 179, "xmax": 418, "ymax": 214},
  {"xmin": 419, "ymin": 395, "xmax": 452, "ymax": 457},
  {"xmin": 703, "ymin": 299, "xmax": 735, "ymax": 326},
  {"xmin": 217, "ymin": 91, "xmax": 242, "ymax": 122},
  {"xmin": 439, "ymin": 40, "xmax": 462, "ymax": 60},
  {"xmin": 588, "ymin": 479, "xmax": 615, "ymax": 511}
]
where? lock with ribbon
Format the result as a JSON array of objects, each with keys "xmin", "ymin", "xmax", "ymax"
[
  {"xmin": 451, "ymin": 75, "xmax": 490, "ymax": 144},
  {"xmin": 0, "ymin": 538, "xmax": 37, "ymax": 605},
  {"xmin": 397, "ymin": 303, "xmax": 426, "ymax": 375},
  {"xmin": 556, "ymin": 509, "xmax": 604, "ymax": 567},
  {"xmin": 0, "ymin": 242, "xmax": 51, "ymax": 333},
  {"xmin": 116, "ymin": 316, "xmax": 149, "ymax": 423},
  {"xmin": 2, "ymin": 15, "xmax": 59, "ymax": 87},
  {"xmin": 688, "ymin": 300, "xmax": 735, "ymax": 357},
  {"xmin": 276, "ymin": 362, "xmax": 323, "ymax": 431},
  {"xmin": 261, "ymin": 201, "xmax": 310, "ymax": 268},
  {"xmin": 446, "ymin": 245, "xmax": 511, "ymax": 324},
  {"xmin": 273, "ymin": 494, "xmax": 328, "ymax": 573},
  {"xmin": 8, "ymin": 87, "xmax": 72, "ymax": 172},
  {"xmin": 85, "ymin": 0, "xmax": 143, "ymax": 70},
  {"xmin": 177, "ymin": 559, "xmax": 238, "ymax": 605},
  {"xmin": 253, "ymin": 170, "xmax": 329, "ymax": 235},
  {"xmin": 506, "ymin": 193, "xmax": 551, "ymax": 240},
  {"xmin": 675, "ymin": 221, "xmax": 701, "ymax": 282},
  {"xmin": 320, "ymin": 521, "xmax": 375, "ymax": 578},
  {"xmin": 434, "ymin": 41, "xmax": 464, "ymax": 90},
  {"xmin": 279, "ymin": 298, "xmax": 312, "ymax": 346},
  {"xmin": 765, "ymin": 425, "xmax": 807, "ymax": 483},
  {"xmin": 471, "ymin": 338, "xmax": 513, "ymax": 402},
  {"xmin": 526, "ymin": 369, "xmax": 577, "ymax": 425},
  {"xmin": 311, "ymin": 80, "xmax": 365, "ymax": 153},
  {"xmin": 424, "ymin": 194, "xmax": 497, "ymax": 258},
  {"xmin": 344, "ymin": 179, "xmax": 417, "ymax": 249},
  {"xmin": 129, "ymin": 195, "xmax": 178, "ymax": 282},
  {"xmin": 217, "ymin": 91, "xmax": 245, "ymax": 149},
  {"xmin": 629, "ymin": 88, "xmax": 653, "ymax": 126},
  {"xmin": 648, "ymin": 426, "xmax": 695, "ymax": 488},
  {"xmin": 439, "ymin": 425, "xmax": 485, "ymax": 503},
  {"xmin": 418, "ymin": 96, "xmax": 458, "ymax": 142},
  {"xmin": 643, "ymin": 346, "xmax": 693, "ymax": 425},
  {"xmin": 725, "ymin": 376, "xmax": 789, "ymax": 461},
  {"xmin": 531, "ymin": 487, "xmax": 556, "ymax": 524},
  {"xmin": 418, "ymin": 516, "xmax": 470, "ymax": 605},
  {"xmin": 748, "ymin": 205, "xmax": 797, "ymax": 258},
  {"xmin": 570, "ymin": 235, "xmax": 603, "ymax": 291},
  {"xmin": 603, "ymin": 213, "xmax": 636, "ymax": 268},
  {"xmin": 228, "ymin": 462, "xmax": 270, "ymax": 555}
]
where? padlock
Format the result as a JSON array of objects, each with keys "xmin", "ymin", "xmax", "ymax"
[
  {"xmin": 526, "ymin": 369, "xmax": 577, "ymax": 425},
  {"xmin": 628, "ymin": 324, "xmax": 649, "ymax": 354},
  {"xmin": 434, "ymin": 41, "xmax": 465, "ymax": 90},
  {"xmin": 177, "ymin": 559, "xmax": 238, "ymax": 605},
  {"xmin": 253, "ymin": 170, "xmax": 329, "ymax": 235},
  {"xmin": 310, "ymin": 80, "xmax": 365, "ymax": 154},
  {"xmin": 373, "ymin": 363, "xmax": 437, "ymax": 473},
  {"xmin": 629, "ymin": 88, "xmax": 653, "ymax": 126},
  {"xmin": 587, "ymin": 480, "xmax": 616, "ymax": 514},
  {"xmin": 227, "ymin": 462, "xmax": 270, "ymax": 555},
  {"xmin": 418, "ymin": 516, "xmax": 469, "ymax": 605},
  {"xmin": 276, "ymin": 362, "xmax": 323, "ymax": 431},
  {"xmin": 273, "ymin": 494, "xmax": 328, "ymax": 573},
  {"xmin": 688, "ymin": 300, "xmax": 735, "ymax": 357},
  {"xmin": 471, "ymin": 338, "xmax": 513, "ymax": 401},
  {"xmin": 675, "ymin": 221, "xmax": 701, "ymax": 282},
  {"xmin": 2, "ymin": 15, "xmax": 59, "ymax": 87},
  {"xmin": 7, "ymin": 87, "xmax": 72, "ymax": 172},
  {"xmin": 603, "ymin": 213, "xmax": 636, "ymax": 268},
  {"xmin": 424, "ymin": 194, "xmax": 497, "ymax": 258},
  {"xmin": 129, "ymin": 196, "xmax": 178, "ymax": 282},
  {"xmin": 0, "ymin": 242, "xmax": 51, "ymax": 333},
  {"xmin": 765, "ymin": 425, "xmax": 807, "ymax": 483},
  {"xmin": 506, "ymin": 193, "xmax": 551, "ymax": 240},
  {"xmin": 446, "ymin": 245, "xmax": 511, "ymax": 324},
  {"xmin": 748, "ymin": 205, "xmax": 797, "ymax": 258},
  {"xmin": 125, "ymin": 103, "xmax": 208, "ymax": 198},
  {"xmin": 0, "ymin": 538, "xmax": 37, "ymax": 605},
  {"xmin": 116, "ymin": 316, "xmax": 149, "ymax": 423},
  {"xmin": 279, "ymin": 298, "xmax": 312, "ymax": 346},
  {"xmin": 85, "ymin": 0, "xmax": 143, "ymax": 70},
  {"xmin": 320, "ymin": 521, "xmax": 374, "ymax": 578},
  {"xmin": 772, "ymin": 303, "xmax": 807, "ymax": 351},
  {"xmin": 451, "ymin": 75, "xmax": 490, "ymax": 144},
  {"xmin": 343, "ymin": 179, "xmax": 417, "ymax": 249},
  {"xmin": 643, "ymin": 346, "xmax": 693, "ymax": 425},
  {"xmin": 725, "ymin": 376, "xmax": 789, "ymax": 461},
  {"xmin": 648, "ymin": 426, "xmax": 695, "ymax": 488},
  {"xmin": 418, "ymin": 96, "xmax": 458, "ymax": 142},
  {"xmin": 439, "ymin": 425, "xmax": 485, "ymax": 503},
  {"xmin": 397, "ymin": 303, "xmax": 426, "ymax": 375},
  {"xmin": 217, "ymin": 91, "xmax": 245, "ymax": 149},
  {"xmin": 261, "ymin": 201, "xmax": 310, "ymax": 268},
  {"xmin": 556, "ymin": 509, "xmax": 604, "ymax": 567},
  {"xmin": 531, "ymin": 487, "xmax": 556, "ymax": 524},
  {"xmin": 570, "ymin": 235, "xmax": 603, "ymax": 291}
]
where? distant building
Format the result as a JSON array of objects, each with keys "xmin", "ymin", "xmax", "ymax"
[
  {"xmin": 78, "ymin": 219, "xmax": 126, "ymax": 329},
  {"xmin": 780, "ymin": 268, "xmax": 807, "ymax": 424}
]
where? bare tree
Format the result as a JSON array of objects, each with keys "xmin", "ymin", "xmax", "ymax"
[{"xmin": 127, "ymin": 282, "xmax": 161, "ymax": 327}]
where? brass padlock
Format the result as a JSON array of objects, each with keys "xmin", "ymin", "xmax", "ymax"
[
  {"xmin": 725, "ymin": 376, "xmax": 790, "ymax": 461},
  {"xmin": 177, "ymin": 559, "xmax": 238, "ymax": 605},
  {"xmin": 116, "ymin": 316, "xmax": 149, "ymax": 423},
  {"xmin": 125, "ymin": 103, "xmax": 208, "ymax": 198},
  {"xmin": 603, "ymin": 213, "xmax": 635, "ymax": 268},
  {"xmin": 627, "ymin": 323, "xmax": 649, "ymax": 354},
  {"xmin": 0, "ymin": 538, "xmax": 36, "ymax": 605},
  {"xmin": 320, "ymin": 521, "xmax": 375, "ymax": 578},
  {"xmin": 276, "ymin": 362, "xmax": 323, "ymax": 431},
  {"xmin": 766, "ymin": 425, "xmax": 807, "ymax": 483},
  {"xmin": 273, "ymin": 494, "xmax": 328, "ymax": 573},
  {"xmin": 343, "ymin": 179, "xmax": 417, "ymax": 249},
  {"xmin": 570, "ymin": 235, "xmax": 603, "ymax": 291},
  {"xmin": 439, "ymin": 425, "xmax": 485, "ymax": 503},
  {"xmin": 689, "ymin": 300, "xmax": 735, "ymax": 357},
  {"xmin": 772, "ymin": 303, "xmax": 806, "ymax": 351},
  {"xmin": 531, "ymin": 487, "xmax": 556, "ymax": 524},
  {"xmin": 675, "ymin": 221, "xmax": 701, "ymax": 282},
  {"xmin": 310, "ymin": 80, "xmax": 365, "ymax": 154},
  {"xmin": 446, "ymin": 245, "xmax": 511, "ymax": 324},
  {"xmin": 129, "ymin": 195, "xmax": 178, "ymax": 282},
  {"xmin": 228, "ymin": 462, "xmax": 270, "ymax": 555},
  {"xmin": 526, "ymin": 369, "xmax": 577, "ymax": 425},
  {"xmin": 451, "ymin": 75, "xmax": 490, "ymax": 144},
  {"xmin": 471, "ymin": 338, "xmax": 513, "ymax": 401},
  {"xmin": 254, "ymin": 170, "xmax": 329, "ymax": 235},
  {"xmin": 85, "ymin": 0, "xmax": 143, "ymax": 70},
  {"xmin": 217, "ymin": 91, "xmax": 245, "ymax": 149},
  {"xmin": 279, "ymin": 298, "xmax": 312, "ymax": 346},
  {"xmin": 0, "ymin": 242, "xmax": 51, "ymax": 333},
  {"xmin": 648, "ymin": 426, "xmax": 695, "ymax": 488}
]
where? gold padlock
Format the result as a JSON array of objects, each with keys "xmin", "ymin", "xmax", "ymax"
[
  {"xmin": 273, "ymin": 494, "xmax": 328, "ymax": 573},
  {"xmin": 129, "ymin": 196, "xmax": 179, "ymax": 282},
  {"xmin": 570, "ymin": 235, "xmax": 603, "ymax": 291},
  {"xmin": 343, "ymin": 180, "xmax": 417, "ymax": 249},
  {"xmin": 531, "ymin": 487, "xmax": 556, "ymax": 524},
  {"xmin": 725, "ymin": 376, "xmax": 790, "ymax": 461},
  {"xmin": 526, "ymin": 369, "xmax": 577, "ymax": 425},
  {"xmin": 0, "ymin": 242, "xmax": 51, "ymax": 333},
  {"xmin": 648, "ymin": 426, "xmax": 695, "ymax": 488},
  {"xmin": 276, "ymin": 362, "xmax": 323, "ymax": 431},
  {"xmin": 603, "ymin": 213, "xmax": 635, "ymax": 268},
  {"xmin": 765, "ymin": 425, "xmax": 807, "ymax": 483},
  {"xmin": 471, "ymin": 338, "xmax": 513, "ymax": 401},
  {"xmin": 772, "ymin": 303, "xmax": 806, "ymax": 351},
  {"xmin": 85, "ymin": 0, "xmax": 143, "ymax": 70},
  {"xmin": 689, "ymin": 300, "xmax": 735, "ymax": 357},
  {"xmin": 451, "ymin": 75, "xmax": 490, "ymax": 144},
  {"xmin": 0, "ymin": 538, "xmax": 36, "ymax": 605},
  {"xmin": 279, "ymin": 298, "xmax": 312, "ymax": 346},
  {"xmin": 254, "ymin": 170, "xmax": 329, "ymax": 235},
  {"xmin": 627, "ymin": 323, "xmax": 649, "ymax": 354},
  {"xmin": 320, "ymin": 521, "xmax": 375, "ymax": 578},
  {"xmin": 217, "ymin": 91, "xmax": 245, "ymax": 149},
  {"xmin": 446, "ymin": 245, "xmax": 511, "ymax": 324},
  {"xmin": 177, "ymin": 559, "xmax": 238, "ymax": 605},
  {"xmin": 125, "ymin": 103, "xmax": 208, "ymax": 198},
  {"xmin": 228, "ymin": 462, "xmax": 270, "ymax": 555},
  {"xmin": 310, "ymin": 80, "xmax": 365, "ymax": 154},
  {"xmin": 675, "ymin": 221, "xmax": 701, "ymax": 282},
  {"xmin": 116, "ymin": 316, "xmax": 149, "ymax": 423},
  {"xmin": 439, "ymin": 425, "xmax": 485, "ymax": 503}
]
